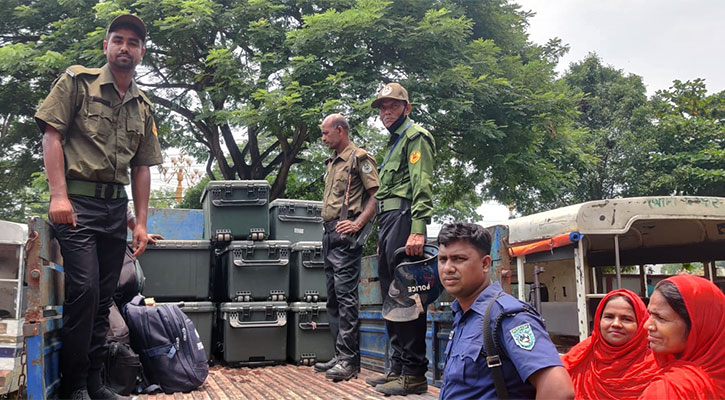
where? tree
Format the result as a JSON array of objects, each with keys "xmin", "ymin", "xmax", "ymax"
[
  {"xmin": 1, "ymin": 0, "xmax": 581, "ymax": 219},
  {"xmin": 562, "ymin": 54, "xmax": 652, "ymax": 203},
  {"xmin": 629, "ymin": 79, "xmax": 724, "ymax": 196}
]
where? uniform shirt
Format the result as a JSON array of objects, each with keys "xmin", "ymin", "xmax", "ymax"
[
  {"xmin": 374, "ymin": 117, "xmax": 435, "ymax": 235},
  {"xmin": 35, "ymin": 64, "xmax": 163, "ymax": 185},
  {"xmin": 439, "ymin": 282, "xmax": 562, "ymax": 400},
  {"xmin": 322, "ymin": 143, "xmax": 380, "ymax": 222}
]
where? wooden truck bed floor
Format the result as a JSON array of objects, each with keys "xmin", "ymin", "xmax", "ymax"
[{"xmin": 139, "ymin": 365, "xmax": 440, "ymax": 400}]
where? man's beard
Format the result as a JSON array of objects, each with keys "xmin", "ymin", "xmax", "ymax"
[{"xmin": 111, "ymin": 54, "xmax": 136, "ymax": 71}]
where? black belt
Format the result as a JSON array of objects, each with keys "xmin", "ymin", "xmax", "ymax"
[{"xmin": 67, "ymin": 180, "xmax": 127, "ymax": 200}]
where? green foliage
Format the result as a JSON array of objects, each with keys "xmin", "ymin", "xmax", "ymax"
[
  {"xmin": 148, "ymin": 188, "xmax": 179, "ymax": 209},
  {"xmin": 176, "ymin": 176, "xmax": 210, "ymax": 209},
  {"xmin": 631, "ymin": 80, "xmax": 725, "ymax": 196},
  {"xmin": 561, "ymin": 54, "xmax": 652, "ymax": 203},
  {"xmin": 1, "ymin": 0, "xmax": 720, "ymax": 224}
]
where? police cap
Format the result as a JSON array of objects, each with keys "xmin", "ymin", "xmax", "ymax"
[
  {"xmin": 107, "ymin": 14, "xmax": 147, "ymax": 41},
  {"xmin": 371, "ymin": 82, "xmax": 409, "ymax": 108}
]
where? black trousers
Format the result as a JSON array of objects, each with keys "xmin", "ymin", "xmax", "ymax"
[
  {"xmin": 377, "ymin": 205, "xmax": 429, "ymax": 376},
  {"xmin": 322, "ymin": 226, "xmax": 362, "ymax": 363},
  {"xmin": 53, "ymin": 195, "xmax": 127, "ymax": 393}
]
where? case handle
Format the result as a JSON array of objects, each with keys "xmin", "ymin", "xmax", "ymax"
[
  {"xmin": 299, "ymin": 322, "xmax": 329, "ymax": 330},
  {"xmin": 228, "ymin": 311, "xmax": 287, "ymax": 328},
  {"xmin": 302, "ymin": 260, "xmax": 324, "ymax": 268},
  {"xmin": 233, "ymin": 259, "xmax": 290, "ymax": 267},
  {"xmin": 212, "ymin": 198, "xmax": 268, "ymax": 207},
  {"xmin": 277, "ymin": 214, "xmax": 323, "ymax": 223}
]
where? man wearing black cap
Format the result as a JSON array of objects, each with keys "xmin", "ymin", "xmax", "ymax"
[
  {"xmin": 35, "ymin": 14, "xmax": 161, "ymax": 400},
  {"xmin": 366, "ymin": 83, "xmax": 436, "ymax": 395}
]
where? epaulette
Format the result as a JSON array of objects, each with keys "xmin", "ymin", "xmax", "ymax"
[
  {"xmin": 405, "ymin": 124, "xmax": 433, "ymax": 141},
  {"xmin": 65, "ymin": 65, "xmax": 101, "ymax": 78},
  {"xmin": 354, "ymin": 147, "xmax": 374, "ymax": 161},
  {"xmin": 495, "ymin": 293, "xmax": 538, "ymax": 316},
  {"xmin": 138, "ymin": 90, "xmax": 154, "ymax": 110}
]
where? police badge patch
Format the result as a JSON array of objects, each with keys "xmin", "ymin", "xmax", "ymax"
[
  {"xmin": 361, "ymin": 162, "xmax": 373, "ymax": 174},
  {"xmin": 510, "ymin": 323, "xmax": 535, "ymax": 351},
  {"xmin": 381, "ymin": 85, "xmax": 393, "ymax": 96}
]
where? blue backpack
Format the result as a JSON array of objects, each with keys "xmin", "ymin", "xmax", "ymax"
[{"xmin": 123, "ymin": 295, "xmax": 208, "ymax": 393}]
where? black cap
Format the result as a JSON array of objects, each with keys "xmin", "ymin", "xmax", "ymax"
[{"xmin": 107, "ymin": 14, "xmax": 147, "ymax": 41}]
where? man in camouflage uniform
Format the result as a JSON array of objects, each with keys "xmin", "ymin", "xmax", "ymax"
[
  {"xmin": 366, "ymin": 83, "xmax": 436, "ymax": 396},
  {"xmin": 35, "ymin": 14, "xmax": 161, "ymax": 400},
  {"xmin": 314, "ymin": 114, "xmax": 379, "ymax": 382}
]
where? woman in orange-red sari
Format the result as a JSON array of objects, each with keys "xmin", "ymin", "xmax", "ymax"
[
  {"xmin": 562, "ymin": 289, "xmax": 657, "ymax": 399},
  {"xmin": 640, "ymin": 275, "xmax": 725, "ymax": 399}
]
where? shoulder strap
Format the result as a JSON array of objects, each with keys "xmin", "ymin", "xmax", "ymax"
[
  {"xmin": 483, "ymin": 291, "xmax": 509, "ymax": 400},
  {"xmin": 338, "ymin": 145, "xmax": 358, "ymax": 221}
]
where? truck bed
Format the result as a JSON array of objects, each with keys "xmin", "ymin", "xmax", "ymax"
[{"xmin": 139, "ymin": 365, "xmax": 440, "ymax": 400}]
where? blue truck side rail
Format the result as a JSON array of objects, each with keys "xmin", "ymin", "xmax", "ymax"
[{"xmin": 24, "ymin": 217, "xmax": 64, "ymax": 399}]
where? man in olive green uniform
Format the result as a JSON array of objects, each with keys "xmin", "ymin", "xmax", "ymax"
[
  {"xmin": 314, "ymin": 114, "xmax": 379, "ymax": 381},
  {"xmin": 366, "ymin": 83, "xmax": 436, "ymax": 396},
  {"xmin": 35, "ymin": 14, "xmax": 161, "ymax": 400}
]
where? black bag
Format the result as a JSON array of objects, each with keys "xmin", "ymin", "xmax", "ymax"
[
  {"xmin": 107, "ymin": 302, "xmax": 130, "ymax": 344},
  {"xmin": 103, "ymin": 341, "xmax": 142, "ymax": 396},
  {"xmin": 123, "ymin": 295, "xmax": 208, "ymax": 393},
  {"xmin": 114, "ymin": 247, "xmax": 145, "ymax": 308}
]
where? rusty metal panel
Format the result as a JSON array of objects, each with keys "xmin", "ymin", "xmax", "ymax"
[
  {"xmin": 359, "ymin": 256, "xmax": 382, "ymax": 305},
  {"xmin": 24, "ymin": 217, "xmax": 64, "ymax": 400}
]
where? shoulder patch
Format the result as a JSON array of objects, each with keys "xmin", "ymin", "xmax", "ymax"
[
  {"xmin": 510, "ymin": 323, "xmax": 536, "ymax": 351},
  {"xmin": 66, "ymin": 65, "xmax": 101, "ymax": 77},
  {"xmin": 361, "ymin": 161, "xmax": 373, "ymax": 174},
  {"xmin": 409, "ymin": 151, "xmax": 421, "ymax": 164}
]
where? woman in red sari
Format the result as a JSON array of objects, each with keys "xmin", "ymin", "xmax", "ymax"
[
  {"xmin": 562, "ymin": 289, "xmax": 658, "ymax": 399},
  {"xmin": 641, "ymin": 275, "xmax": 725, "ymax": 399}
]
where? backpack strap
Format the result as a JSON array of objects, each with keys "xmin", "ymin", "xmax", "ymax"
[{"xmin": 483, "ymin": 292, "xmax": 509, "ymax": 400}]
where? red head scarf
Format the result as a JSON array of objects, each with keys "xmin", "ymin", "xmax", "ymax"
[
  {"xmin": 562, "ymin": 289, "xmax": 658, "ymax": 400},
  {"xmin": 640, "ymin": 275, "xmax": 725, "ymax": 399}
]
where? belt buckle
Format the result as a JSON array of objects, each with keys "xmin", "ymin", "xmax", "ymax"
[{"xmin": 104, "ymin": 184, "xmax": 114, "ymax": 199}]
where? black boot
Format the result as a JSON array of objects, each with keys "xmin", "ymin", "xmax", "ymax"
[
  {"xmin": 88, "ymin": 370, "xmax": 137, "ymax": 400},
  {"xmin": 70, "ymin": 388, "xmax": 92, "ymax": 400},
  {"xmin": 325, "ymin": 359, "xmax": 359, "ymax": 382},
  {"xmin": 313, "ymin": 355, "xmax": 338, "ymax": 372}
]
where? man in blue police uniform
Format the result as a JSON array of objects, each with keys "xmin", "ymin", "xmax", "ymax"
[{"xmin": 437, "ymin": 223, "xmax": 574, "ymax": 399}]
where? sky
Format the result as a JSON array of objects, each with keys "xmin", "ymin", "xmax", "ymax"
[{"xmin": 516, "ymin": 0, "xmax": 725, "ymax": 94}]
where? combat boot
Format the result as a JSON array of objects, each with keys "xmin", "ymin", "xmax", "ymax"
[
  {"xmin": 325, "ymin": 359, "xmax": 359, "ymax": 382},
  {"xmin": 314, "ymin": 355, "xmax": 338, "ymax": 372},
  {"xmin": 88, "ymin": 385, "xmax": 138, "ymax": 400},
  {"xmin": 365, "ymin": 371, "xmax": 400, "ymax": 387},
  {"xmin": 88, "ymin": 367, "xmax": 138, "ymax": 400},
  {"xmin": 374, "ymin": 374, "xmax": 427, "ymax": 396},
  {"xmin": 71, "ymin": 389, "xmax": 92, "ymax": 400}
]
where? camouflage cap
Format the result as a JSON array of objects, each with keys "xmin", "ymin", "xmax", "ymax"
[
  {"xmin": 107, "ymin": 14, "xmax": 147, "ymax": 41},
  {"xmin": 371, "ymin": 82, "xmax": 409, "ymax": 108}
]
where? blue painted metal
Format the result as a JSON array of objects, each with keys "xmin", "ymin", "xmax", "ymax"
[
  {"xmin": 360, "ymin": 304, "xmax": 454, "ymax": 387},
  {"xmin": 24, "ymin": 217, "xmax": 64, "ymax": 399},
  {"xmin": 128, "ymin": 208, "xmax": 204, "ymax": 240},
  {"xmin": 425, "ymin": 309, "xmax": 453, "ymax": 387},
  {"xmin": 359, "ymin": 306, "xmax": 390, "ymax": 373},
  {"xmin": 25, "ymin": 316, "xmax": 62, "ymax": 400}
]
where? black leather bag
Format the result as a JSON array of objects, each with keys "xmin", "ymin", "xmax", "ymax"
[{"xmin": 103, "ymin": 341, "xmax": 142, "ymax": 396}]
